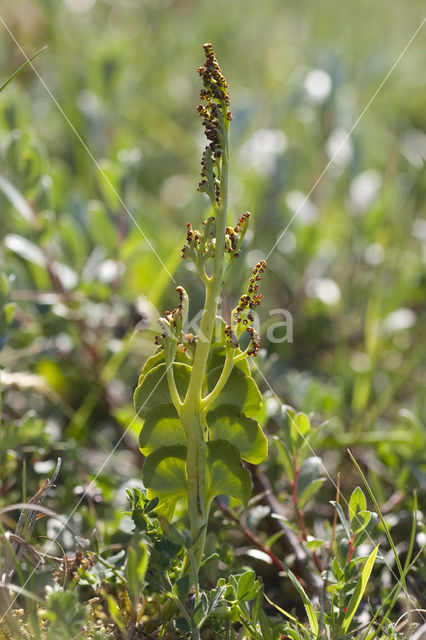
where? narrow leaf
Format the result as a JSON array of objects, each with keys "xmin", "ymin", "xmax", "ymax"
[
  {"xmin": 263, "ymin": 593, "xmax": 303, "ymax": 628},
  {"xmin": 330, "ymin": 501, "xmax": 351, "ymax": 539},
  {"xmin": 286, "ymin": 568, "xmax": 319, "ymax": 637},
  {"xmin": 342, "ymin": 545, "xmax": 379, "ymax": 632},
  {"xmin": 0, "ymin": 177, "xmax": 33, "ymax": 223},
  {"xmin": 298, "ymin": 478, "xmax": 326, "ymax": 509},
  {"xmin": 125, "ymin": 539, "xmax": 149, "ymax": 602}
]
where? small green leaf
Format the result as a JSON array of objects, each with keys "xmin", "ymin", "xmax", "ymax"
[
  {"xmin": 207, "ymin": 404, "xmax": 267, "ymax": 464},
  {"xmin": 4, "ymin": 234, "xmax": 46, "ymax": 267},
  {"xmin": 251, "ymin": 582, "xmax": 263, "ymax": 625},
  {"xmin": 175, "ymin": 617, "xmax": 190, "ymax": 633},
  {"xmin": 353, "ymin": 511, "xmax": 378, "ymax": 547},
  {"xmin": 342, "ymin": 545, "xmax": 379, "ymax": 632},
  {"xmin": 330, "ymin": 501, "xmax": 351, "ymax": 539},
  {"xmin": 150, "ymin": 537, "xmax": 182, "ymax": 571},
  {"xmin": 290, "ymin": 412, "xmax": 311, "ymax": 449},
  {"xmin": 6, "ymin": 131, "xmax": 43, "ymax": 189},
  {"xmin": 175, "ymin": 574, "xmax": 190, "ymax": 602},
  {"xmin": 103, "ymin": 592, "xmax": 125, "ymax": 632},
  {"xmin": 259, "ymin": 608, "xmax": 274, "ymax": 640},
  {"xmin": 298, "ymin": 478, "xmax": 326, "ymax": 509},
  {"xmin": 205, "ymin": 440, "xmax": 251, "ymax": 507},
  {"xmin": 207, "ymin": 366, "xmax": 262, "ymax": 417},
  {"xmin": 350, "ymin": 510, "xmax": 371, "ymax": 534},
  {"xmin": 134, "ymin": 363, "xmax": 191, "ymax": 418},
  {"xmin": 237, "ymin": 570, "xmax": 257, "ymax": 601},
  {"xmin": 0, "ymin": 176, "xmax": 33, "ymax": 223},
  {"xmin": 142, "ymin": 445, "xmax": 187, "ymax": 519},
  {"xmin": 139, "ymin": 404, "xmax": 186, "ymax": 455},
  {"xmin": 305, "ymin": 538, "xmax": 325, "ymax": 550},
  {"xmin": 296, "ymin": 456, "xmax": 325, "ymax": 508},
  {"xmin": 96, "ymin": 158, "xmax": 123, "ymax": 211},
  {"xmin": 126, "ymin": 539, "xmax": 149, "ymax": 602},
  {"xmin": 349, "ymin": 487, "xmax": 367, "ymax": 522},
  {"xmin": 86, "ymin": 200, "xmax": 117, "ymax": 251},
  {"xmin": 274, "ymin": 438, "xmax": 295, "ymax": 481}
]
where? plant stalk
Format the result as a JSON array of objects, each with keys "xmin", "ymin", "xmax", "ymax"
[{"xmin": 180, "ymin": 130, "xmax": 229, "ymax": 570}]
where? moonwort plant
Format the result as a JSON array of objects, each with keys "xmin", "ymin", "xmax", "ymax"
[{"xmin": 133, "ymin": 44, "xmax": 267, "ymax": 571}]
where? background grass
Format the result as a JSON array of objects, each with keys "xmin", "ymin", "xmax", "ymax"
[{"xmin": 0, "ymin": 0, "xmax": 425, "ymax": 636}]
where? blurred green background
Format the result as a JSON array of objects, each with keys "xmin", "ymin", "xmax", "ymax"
[{"xmin": 0, "ymin": 0, "xmax": 425, "ymax": 531}]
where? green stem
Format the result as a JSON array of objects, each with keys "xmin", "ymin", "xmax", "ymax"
[
  {"xmin": 184, "ymin": 156, "xmax": 229, "ymax": 405},
  {"xmin": 165, "ymin": 345, "xmax": 183, "ymax": 410},
  {"xmin": 181, "ymin": 132, "xmax": 229, "ymax": 570},
  {"xmin": 201, "ymin": 349, "xmax": 234, "ymax": 410}
]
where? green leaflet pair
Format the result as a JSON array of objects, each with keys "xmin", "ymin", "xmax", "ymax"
[{"xmin": 134, "ymin": 337, "xmax": 267, "ymax": 520}]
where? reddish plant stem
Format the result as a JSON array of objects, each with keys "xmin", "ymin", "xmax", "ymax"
[
  {"xmin": 251, "ymin": 468, "xmax": 324, "ymax": 594},
  {"xmin": 347, "ymin": 534, "xmax": 355, "ymax": 563},
  {"xmin": 214, "ymin": 497, "xmax": 287, "ymax": 574},
  {"xmin": 290, "ymin": 468, "xmax": 309, "ymax": 541},
  {"xmin": 290, "ymin": 467, "xmax": 323, "ymax": 573}
]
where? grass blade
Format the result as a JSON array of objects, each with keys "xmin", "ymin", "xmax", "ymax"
[
  {"xmin": 0, "ymin": 46, "xmax": 47, "ymax": 94},
  {"xmin": 286, "ymin": 568, "xmax": 319, "ymax": 637}
]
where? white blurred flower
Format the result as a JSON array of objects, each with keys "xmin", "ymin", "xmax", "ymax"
[
  {"xmin": 326, "ymin": 128, "xmax": 353, "ymax": 168},
  {"xmin": 161, "ymin": 174, "xmax": 192, "ymax": 208},
  {"xmin": 400, "ymin": 129, "xmax": 426, "ymax": 168},
  {"xmin": 276, "ymin": 230, "xmax": 296, "ymax": 254},
  {"xmin": 383, "ymin": 308, "xmax": 416, "ymax": 334},
  {"xmin": 285, "ymin": 190, "xmax": 318, "ymax": 224},
  {"xmin": 65, "ymin": 0, "xmax": 96, "ymax": 13},
  {"xmin": 412, "ymin": 219, "xmax": 426, "ymax": 240},
  {"xmin": 306, "ymin": 278, "xmax": 341, "ymax": 306},
  {"xmin": 349, "ymin": 170, "xmax": 382, "ymax": 214},
  {"xmin": 304, "ymin": 69, "xmax": 332, "ymax": 103},
  {"xmin": 350, "ymin": 352, "xmax": 371, "ymax": 373},
  {"xmin": 364, "ymin": 242, "xmax": 385, "ymax": 265},
  {"xmin": 246, "ymin": 249, "xmax": 266, "ymax": 266},
  {"xmin": 239, "ymin": 129, "xmax": 287, "ymax": 175},
  {"xmin": 98, "ymin": 259, "xmax": 124, "ymax": 284}
]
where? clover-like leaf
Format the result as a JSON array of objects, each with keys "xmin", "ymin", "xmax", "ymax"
[
  {"xmin": 134, "ymin": 363, "xmax": 191, "ymax": 418},
  {"xmin": 142, "ymin": 445, "xmax": 187, "ymax": 519},
  {"xmin": 208, "ymin": 344, "xmax": 250, "ymax": 376},
  {"xmin": 207, "ymin": 404, "xmax": 267, "ymax": 464},
  {"xmin": 136, "ymin": 350, "xmax": 191, "ymax": 387},
  {"xmin": 206, "ymin": 366, "xmax": 262, "ymax": 417},
  {"xmin": 205, "ymin": 440, "xmax": 251, "ymax": 507},
  {"xmin": 139, "ymin": 404, "xmax": 186, "ymax": 456}
]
